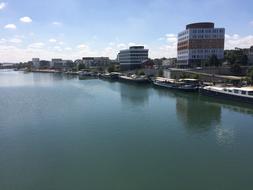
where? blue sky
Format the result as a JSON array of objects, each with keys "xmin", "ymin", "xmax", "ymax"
[{"xmin": 0, "ymin": 0, "xmax": 253, "ymax": 62}]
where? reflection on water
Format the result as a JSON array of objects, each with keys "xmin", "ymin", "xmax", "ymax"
[
  {"xmin": 0, "ymin": 72, "xmax": 78, "ymax": 87},
  {"xmin": 199, "ymin": 95, "xmax": 253, "ymax": 116},
  {"xmin": 120, "ymin": 83, "xmax": 150, "ymax": 106},
  {"xmin": 176, "ymin": 93, "xmax": 221, "ymax": 131}
]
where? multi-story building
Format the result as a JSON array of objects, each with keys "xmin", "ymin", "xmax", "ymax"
[
  {"xmin": 39, "ymin": 60, "xmax": 50, "ymax": 69},
  {"xmin": 51, "ymin": 59, "xmax": 63, "ymax": 69},
  {"xmin": 162, "ymin": 58, "xmax": 177, "ymax": 67},
  {"xmin": 118, "ymin": 46, "xmax": 149, "ymax": 70},
  {"xmin": 82, "ymin": 57, "xmax": 110, "ymax": 67},
  {"xmin": 177, "ymin": 22, "xmax": 225, "ymax": 67},
  {"xmin": 32, "ymin": 58, "xmax": 40, "ymax": 68}
]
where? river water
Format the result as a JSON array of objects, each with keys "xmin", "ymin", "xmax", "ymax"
[{"xmin": 0, "ymin": 71, "xmax": 253, "ymax": 190}]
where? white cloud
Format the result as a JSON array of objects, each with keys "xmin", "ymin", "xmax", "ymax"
[
  {"xmin": 28, "ymin": 42, "xmax": 45, "ymax": 49},
  {"xmin": 128, "ymin": 42, "xmax": 136, "ymax": 46},
  {"xmin": 53, "ymin": 46, "xmax": 62, "ymax": 51},
  {"xmin": 9, "ymin": 38, "xmax": 22, "ymax": 44},
  {"xmin": 149, "ymin": 33, "xmax": 178, "ymax": 58},
  {"xmin": 49, "ymin": 38, "xmax": 57, "ymax": 43},
  {"xmin": 20, "ymin": 16, "xmax": 32, "ymax": 23},
  {"xmin": 4, "ymin": 24, "xmax": 16, "ymax": 29},
  {"xmin": 0, "ymin": 38, "xmax": 6, "ymax": 44},
  {"xmin": 77, "ymin": 44, "xmax": 89, "ymax": 49},
  {"xmin": 225, "ymin": 34, "xmax": 253, "ymax": 49},
  {"xmin": 117, "ymin": 43, "xmax": 127, "ymax": 49},
  {"xmin": 165, "ymin": 33, "xmax": 177, "ymax": 43},
  {"xmin": 0, "ymin": 2, "xmax": 6, "ymax": 10},
  {"xmin": 65, "ymin": 47, "xmax": 72, "ymax": 51},
  {"xmin": 52, "ymin": 21, "xmax": 62, "ymax": 26},
  {"xmin": 58, "ymin": 41, "xmax": 64, "ymax": 45}
]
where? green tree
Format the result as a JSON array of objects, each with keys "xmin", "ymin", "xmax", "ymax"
[
  {"xmin": 225, "ymin": 49, "xmax": 248, "ymax": 65},
  {"xmin": 208, "ymin": 55, "xmax": 221, "ymax": 67},
  {"xmin": 107, "ymin": 64, "xmax": 115, "ymax": 73},
  {"xmin": 247, "ymin": 67, "xmax": 253, "ymax": 82},
  {"xmin": 230, "ymin": 64, "xmax": 242, "ymax": 75},
  {"xmin": 139, "ymin": 70, "xmax": 145, "ymax": 76},
  {"xmin": 158, "ymin": 69, "xmax": 163, "ymax": 77},
  {"xmin": 78, "ymin": 64, "xmax": 86, "ymax": 71}
]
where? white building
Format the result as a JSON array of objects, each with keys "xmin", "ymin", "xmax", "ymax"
[
  {"xmin": 51, "ymin": 59, "xmax": 63, "ymax": 69},
  {"xmin": 162, "ymin": 58, "xmax": 177, "ymax": 67},
  {"xmin": 177, "ymin": 22, "xmax": 225, "ymax": 67},
  {"xmin": 118, "ymin": 46, "xmax": 149, "ymax": 70},
  {"xmin": 32, "ymin": 58, "xmax": 40, "ymax": 68},
  {"xmin": 82, "ymin": 57, "xmax": 110, "ymax": 67}
]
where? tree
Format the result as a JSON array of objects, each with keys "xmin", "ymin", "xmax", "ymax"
[
  {"xmin": 238, "ymin": 54, "xmax": 248, "ymax": 65},
  {"xmin": 138, "ymin": 70, "xmax": 145, "ymax": 76},
  {"xmin": 230, "ymin": 64, "xmax": 242, "ymax": 75},
  {"xmin": 78, "ymin": 64, "xmax": 86, "ymax": 71},
  {"xmin": 225, "ymin": 49, "xmax": 248, "ymax": 65},
  {"xmin": 158, "ymin": 69, "xmax": 163, "ymax": 77},
  {"xmin": 208, "ymin": 55, "xmax": 221, "ymax": 67},
  {"xmin": 247, "ymin": 67, "xmax": 253, "ymax": 82},
  {"xmin": 107, "ymin": 64, "xmax": 115, "ymax": 73}
]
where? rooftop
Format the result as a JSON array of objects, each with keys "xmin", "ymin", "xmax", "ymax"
[{"xmin": 186, "ymin": 22, "xmax": 214, "ymax": 29}]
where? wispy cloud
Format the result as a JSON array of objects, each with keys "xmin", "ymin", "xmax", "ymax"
[
  {"xmin": 52, "ymin": 21, "xmax": 62, "ymax": 26},
  {"xmin": 0, "ymin": 2, "xmax": 6, "ymax": 10},
  {"xmin": 250, "ymin": 21, "xmax": 253, "ymax": 26},
  {"xmin": 165, "ymin": 34, "xmax": 177, "ymax": 43},
  {"xmin": 4, "ymin": 24, "xmax": 16, "ymax": 29},
  {"xmin": 0, "ymin": 38, "xmax": 6, "ymax": 44},
  {"xmin": 225, "ymin": 34, "xmax": 253, "ymax": 49},
  {"xmin": 49, "ymin": 38, "xmax": 57, "ymax": 43},
  {"xmin": 77, "ymin": 44, "xmax": 89, "ymax": 49},
  {"xmin": 28, "ymin": 42, "xmax": 45, "ymax": 49},
  {"xmin": 9, "ymin": 38, "xmax": 22, "ymax": 44},
  {"xmin": 20, "ymin": 16, "xmax": 32, "ymax": 23}
]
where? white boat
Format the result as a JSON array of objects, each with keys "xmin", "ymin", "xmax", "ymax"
[
  {"xmin": 200, "ymin": 86, "xmax": 253, "ymax": 103},
  {"xmin": 153, "ymin": 77, "xmax": 199, "ymax": 92},
  {"xmin": 119, "ymin": 74, "xmax": 149, "ymax": 84}
]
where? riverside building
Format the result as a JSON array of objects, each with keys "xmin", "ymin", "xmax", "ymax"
[
  {"xmin": 118, "ymin": 46, "xmax": 149, "ymax": 70},
  {"xmin": 177, "ymin": 22, "xmax": 225, "ymax": 67}
]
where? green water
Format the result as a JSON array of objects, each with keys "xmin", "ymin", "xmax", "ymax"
[{"xmin": 0, "ymin": 71, "xmax": 253, "ymax": 190}]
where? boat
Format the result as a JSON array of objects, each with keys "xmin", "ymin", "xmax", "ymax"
[
  {"xmin": 153, "ymin": 77, "xmax": 177, "ymax": 88},
  {"xmin": 200, "ymin": 86, "xmax": 253, "ymax": 103},
  {"xmin": 176, "ymin": 79, "xmax": 200, "ymax": 92},
  {"xmin": 78, "ymin": 71, "xmax": 98, "ymax": 80},
  {"xmin": 119, "ymin": 74, "xmax": 149, "ymax": 84},
  {"xmin": 152, "ymin": 78, "xmax": 199, "ymax": 92},
  {"xmin": 99, "ymin": 72, "xmax": 120, "ymax": 80}
]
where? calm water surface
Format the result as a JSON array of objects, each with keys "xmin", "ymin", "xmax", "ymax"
[{"xmin": 0, "ymin": 70, "xmax": 253, "ymax": 190}]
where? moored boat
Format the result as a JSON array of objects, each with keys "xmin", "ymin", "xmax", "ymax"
[
  {"xmin": 99, "ymin": 72, "xmax": 120, "ymax": 80},
  {"xmin": 79, "ymin": 71, "xmax": 98, "ymax": 80},
  {"xmin": 200, "ymin": 86, "xmax": 253, "ymax": 103},
  {"xmin": 119, "ymin": 74, "xmax": 149, "ymax": 84},
  {"xmin": 152, "ymin": 77, "xmax": 199, "ymax": 92}
]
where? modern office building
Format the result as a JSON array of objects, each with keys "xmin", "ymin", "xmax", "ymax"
[
  {"xmin": 32, "ymin": 58, "xmax": 40, "ymax": 68},
  {"xmin": 177, "ymin": 22, "xmax": 225, "ymax": 67},
  {"xmin": 82, "ymin": 57, "xmax": 110, "ymax": 67},
  {"xmin": 39, "ymin": 60, "xmax": 50, "ymax": 69},
  {"xmin": 118, "ymin": 46, "xmax": 149, "ymax": 70},
  {"xmin": 51, "ymin": 59, "xmax": 63, "ymax": 69}
]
